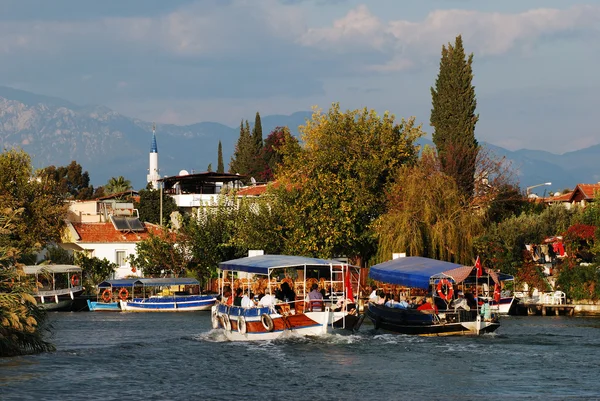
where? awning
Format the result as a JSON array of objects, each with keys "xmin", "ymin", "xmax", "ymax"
[
  {"xmin": 98, "ymin": 279, "xmax": 139, "ymax": 288},
  {"xmin": 136, "ymin": 278, "xmax": 199, "ymax": 286},
  {"xmin": 369, "ymin": 256, "xmax": 514, "ymax": 289},
  {"xmin": 369, "ymin": 257, "xmax": 464, "ymax": 289},
  {"xmin": 219, "ymin": 255, "xmax": 352, "ymax": 275},
  {"xmin": 23, "ymin": 265, "xmax": 82, "ymax": 274}
]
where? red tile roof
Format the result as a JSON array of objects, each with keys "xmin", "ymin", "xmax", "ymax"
[
  {"xmin": 236, "ymin": 182, "xmax": 279, "ymax": 196},
  {"xmin": 573, "ymin": 183, "xmax": 600, "ymax": 201},
  {"xmin": 71, "ymin": 222, "xmax": 163, "ymax": 243}
]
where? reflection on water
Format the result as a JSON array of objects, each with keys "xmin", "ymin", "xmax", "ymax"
[{"xmin": 1, "ymin": 313, "xmax": 600, "ymax": 400}]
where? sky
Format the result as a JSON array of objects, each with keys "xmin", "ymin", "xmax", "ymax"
[{"xmin": 1, "ymin": 0, "xmax": 599, "ymax": 154}]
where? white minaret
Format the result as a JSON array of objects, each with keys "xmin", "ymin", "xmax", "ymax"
[{"xmin": 147, "ymin": 122, "xmax": 160, "ymax": 189}]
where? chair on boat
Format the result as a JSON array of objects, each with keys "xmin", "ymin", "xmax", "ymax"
[
  {"xmin": 307, "ymin": 300, "xmax": 324, "ymax": 312},
  {"xmin": 294, "ymin": 299, "xmax": 305, "ymax": 313}
]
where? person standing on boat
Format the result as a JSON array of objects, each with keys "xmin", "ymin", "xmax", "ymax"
[{"xmin": 480, "ymin": 299, "xmax": 492, "ymax": 321}]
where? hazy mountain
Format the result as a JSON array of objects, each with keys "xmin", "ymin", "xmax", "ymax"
[{"xmin": 0, "ymin": 86, "xmax": 598, "ymax": 192}]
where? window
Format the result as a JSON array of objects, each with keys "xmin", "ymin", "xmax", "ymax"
[{"xmin": 116, "ymin": 250, "xmax": 127, "ymax": 267}]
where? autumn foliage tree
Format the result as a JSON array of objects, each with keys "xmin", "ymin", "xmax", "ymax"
[
  {"xmin": 257, "ymin": 126, "xmax": 300, "ymax": 182},
  {"xmin": 273, "ymin": 104, "xmax": 423, "ymax": 264}
]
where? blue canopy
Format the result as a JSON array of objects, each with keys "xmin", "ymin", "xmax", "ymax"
[
  {"xmin": 137, "ymin": 278, "xmax": 199, "ymax": 286},
  {"xmin": 219, "ymin": 255, "xmax": 349, "ymax": 274},
  {"xmin": 98, "ymin": 279, "xmax": 139, "ymax": 288},
  {"xmin": 369, "ymin": 256, "xmax": 465, "ymax": 289}
]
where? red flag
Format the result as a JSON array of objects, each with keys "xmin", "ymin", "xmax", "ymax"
[
  {"xmin": 344, "ymin": 267, "xmax": 355, "ymax": 302},
  {"xmin": 475, "ymin": 256, "xmax": 482, "ymax": 278},
  {"xmin": 494, "ymin": 283, "xmax": 501, "ymax": 303}
]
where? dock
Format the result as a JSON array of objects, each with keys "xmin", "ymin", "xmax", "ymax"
[{"xmin": 519, "ymin": 303, "xmax": 575, "ymax": 316}]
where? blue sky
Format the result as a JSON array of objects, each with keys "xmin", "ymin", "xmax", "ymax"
[{"xmin": 1, "ymin": 0, "xmax": 599, "ymax": 153}]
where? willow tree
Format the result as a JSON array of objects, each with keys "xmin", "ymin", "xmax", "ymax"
[
  {"xmin": 374, "ymin": 151, "xmax": 483, "ymax": 265},
  {"xmin": 431, "ymin": 35, "xmax": 479, "ymax": 198},
  {"xmin": 274, "ymin": 103, "xmax": 423, "ymax": 264}
]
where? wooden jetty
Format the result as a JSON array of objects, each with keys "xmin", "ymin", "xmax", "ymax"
[{"xmin": 520, "ymin": 303, "xmax": 575, "ymax": 316}]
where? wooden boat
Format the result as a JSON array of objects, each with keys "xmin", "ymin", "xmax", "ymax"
[
  {"xmin": 23, "ymin": 265, "xmax": 83, "ymax": 311},
  {"xmin": 118, "ymin": 278, "xmax": 216, "ymax": 312},
  {"xmin": 211, "ymin": 255, "xmax": 365, "ymax": 341},
  {"xmin": 366, "ymin": 256, "xmax": 513, "ymax": 336},
  {"xmin": 87, "ymin": 279, "xmax": 139, "ymax": 311}
]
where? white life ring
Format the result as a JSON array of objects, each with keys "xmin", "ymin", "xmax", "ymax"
[
  {"xmin": 221, "ymin": 314, "xmax": 231, "ymax": 331},
  {"xmin": 237, "ymin": 316, "xmax": 247, "ymax": 334},
  {"xmin": 261, "ymin": 313, "xmax": 274, "ymax": 332},
  {"xmin": 211, "ymin": 310, "xmax": 220, "ymax": 329}
]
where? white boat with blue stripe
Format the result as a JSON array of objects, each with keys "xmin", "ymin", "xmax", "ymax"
[{"xmin": 118, "ymin": 277, "xmax": 216, "ymax": 312}]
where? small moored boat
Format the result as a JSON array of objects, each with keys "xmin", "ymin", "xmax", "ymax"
[
  {"xmin": 211, "ymin": 255, "xmax": 364, "ymax": 341},
  {"xmin": 88, "ymin": 279, "xmax": 139, "ymax": 311},
  {"xmin": 23, "ymin": 264, "xmax": 83, "ymax": 311},
  {"xmin": 118, "ymin": 277, "xmax": 216, "ymax": 312},
  {"xmin": 367, "ymin": 256, "xmax": 512, "ymax": 336}
]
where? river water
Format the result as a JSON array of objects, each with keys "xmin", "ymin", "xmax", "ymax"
[{"xmin": 1, "ymin": 312, "xmax": 599, "ymax": 400}]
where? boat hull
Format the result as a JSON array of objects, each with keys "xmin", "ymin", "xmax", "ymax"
[
  {"xmin": 366, "ymin": 303, "xmax": 499, "ymax": 336},
  {"xmin": 87, "ymin": 299, "xmax": 121, "ymax": 312},
  {"xmin": 212, "ymin": 303, "xmax": 362, "ymax": 341},
  {"xmin": 489, "ymin": 296, "xmax": 515, "ymax": 315},
  {"xmin": 119, "ymin": 295, "xmax": 216, "ymax": 312}
]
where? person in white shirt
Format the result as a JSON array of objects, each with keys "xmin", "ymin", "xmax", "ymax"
[
  {"xmin": 258, "ymin": 293, "xmax": 277, "ymax": 307},
  {"xmin": 368, "ymin": 285, "xmax": 378, "ymax": 302},
  {"xmin": 241, "ymin": 293, "xmax": 255, "ymax": 308}
]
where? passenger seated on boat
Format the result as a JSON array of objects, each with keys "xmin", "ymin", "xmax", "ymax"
[
  {"xmin": 241, "ymin": 293, "xmax": 255, "ymax": 308},
  {"xmin": 258, "ymin": 293, "xmax": 277, "ymax": 307},
  {"xmin": 223, "ymin": 286, "xmax": 233, "ymax": 306},
  {"xmin": 417, "ymin": 297, "xmax": 437, "ymax": 312},
  {"xmin": 395, "ymin": 296, "xmax": 409, "ymax": 309},
  {"xmin": 368, "ymin": 285, "xmax": 378, "ymax": 302},
  {"xmin": 464, "ymin": 292, "xmax": 477, "ymax": 309},
  {"xmin": 276, "ymin": 281, "xmax": 296, "ymax": 303},
  {"xmin": 306, "ymin": 283, "xmax": 323, "ymax": 301},
  {"xmin": 233, "ymin": 288, "xmax": 243, "ymax": 307},
  {"xmin": 376, "ymin": 290, "xmax": 387, "ymax": 305},
  {"xmin": 451, "ymin": 291, "xmax": 470, "ymax": 311}
]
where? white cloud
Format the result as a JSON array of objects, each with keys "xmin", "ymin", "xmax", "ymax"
[{"xmin": 298, "ymin": 4, "xmax": 600, "ymax": 71}]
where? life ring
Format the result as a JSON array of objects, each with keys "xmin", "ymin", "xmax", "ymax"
[
  {"xmin": 261, "ymin": 313, "xmax": 274, "ymax": 332},
  {"xmin": 71, "ymin": 274, "xmax": 80, "ymax": 287},
  {"xmin": 237, "ymin": 316, "xmax": 247, "ymax": 334},
  {"xmin": 101, "ymin": 289, "xmax": 112, "ymax": 303},
  {"xmin": 118, "ymin": 288, "xmax": 129, "ymax": 301},
  {"xmin": 221, "ymin": 314, "xmax": 231, "ymax": 331},
  {"xmin": 436, "ymin": 279, "xmax": 454, "ymax": 301},
  {"xmin": 211, "ymin": 310, "xmax": 220, "ymax": 329}
]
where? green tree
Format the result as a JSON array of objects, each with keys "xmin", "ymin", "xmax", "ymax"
[
  {"xmin": 0, "ymin": 208, "xmax": 55, "ymax": 356},
  {"xmin": 41, "ymin": 161, "xmax": 95, "ymax": 200},
  {"xmin": 74, "ymin": 253, "xmax": 117, "ymax": 294},
  {"xmin": 135, "ymin": 188, "xmax": 179, "ymax": 226},
  {"xmin": 251, "ymin": 112, "xmax": 263, "ymax": 177},
  {"xmin": 229, "ymin": 120, "xmax": 253, "ymax": 178},
  {"xmin": 104, "ymin": 176, "xmax": 132, "ymax": 195},
  {"xmin": 274, "ymin": 104, "xmax": 423, "ymax": 264},
  {"xmin": 207, "ymin": 163, "xmax": 213, "ymax": 172},
  {"xmin": 0, "ymin": 149, "xmax": 67, "ymax": 256},
  {"xmin": 129, "ymin": 230, "xmax": 188, "ymax": 277},
  {"xmin": 217, "ymin": 141, "xmax": 224, "ymax": 174},
  {"xmin": 431, "ymin": 35, "xmax": 479, "ymax": 198}
]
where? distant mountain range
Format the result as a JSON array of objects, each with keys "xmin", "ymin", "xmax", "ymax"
[{"xmin": 0, "ymin": 86, "xmax": 598, "ymax": 194}]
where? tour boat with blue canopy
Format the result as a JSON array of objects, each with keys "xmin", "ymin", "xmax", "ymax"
[
  {"xmin": 88, "ymin": 278, "xmax": 139, "ymax": 311},
  {"xmin": 367, "ymin": 256, "xmax": 512, "ymax": 336},
  {"xmin": 212, "ymin": 254, "xmax": 364, "ymax": 341},
  {"xmin": 116, "ymin": 277, "xmax": 216, "ymax": 312}
]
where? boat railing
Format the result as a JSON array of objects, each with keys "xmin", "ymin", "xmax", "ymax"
[{"xmin": 35, "ymin": 286, "xmax": 82, "ymax": 297}]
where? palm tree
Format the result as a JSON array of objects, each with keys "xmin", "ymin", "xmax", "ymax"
[
  {"xmin": 105, "ymin": 176, "xmax": 133, "ymax": 195},
  {"xmin": 0, "ymin": 209, "xmax": 55, "ymax": 357}
]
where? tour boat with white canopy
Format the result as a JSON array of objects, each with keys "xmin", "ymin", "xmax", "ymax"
[
  {"xmin": 23, "ymin": 264, "xmax": 83, "ymax": 311},
  {"xmin": 367, "ymin": 256, "xmax": 512, "ymax": 336},
  {"xmin": 211, "ymin": 254, "xmax": 364, "ymax": 341}
]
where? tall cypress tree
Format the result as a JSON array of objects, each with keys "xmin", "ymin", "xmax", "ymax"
[
  {"xmin": 430, "ymin": 35, "xmax": 479, "ymax": 198},
  {"xmin": 217, "ymin": 141, "xmax": 224, "ymax": 173},
  {"xmin": 229, "ymin": 119, "xmax": 253, "ymax": 177}
]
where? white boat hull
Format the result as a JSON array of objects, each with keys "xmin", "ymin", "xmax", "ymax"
[{"xmin": 119, "ymin": 296, "xmax": 216, "ymax": 312}]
